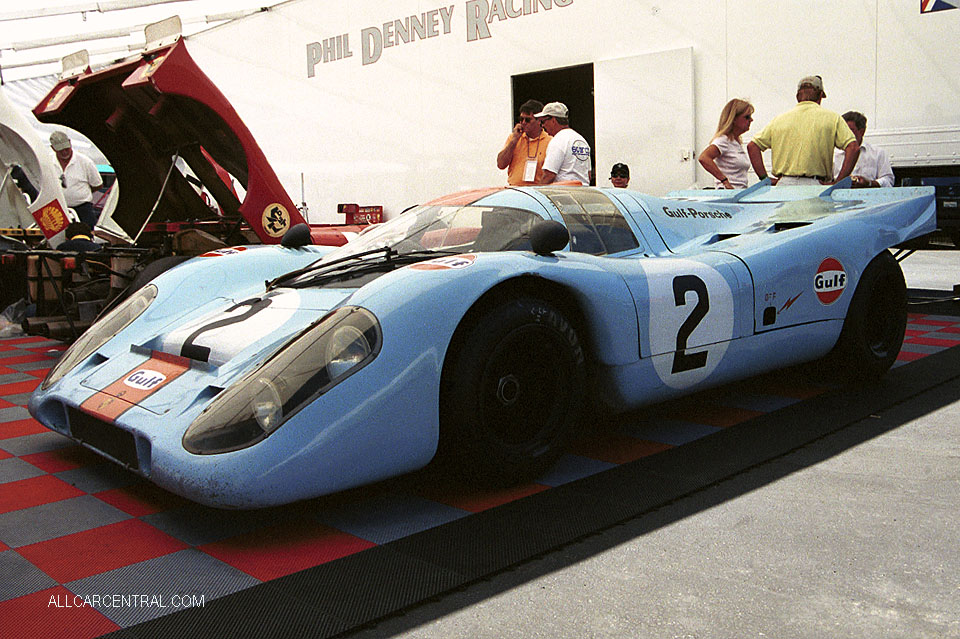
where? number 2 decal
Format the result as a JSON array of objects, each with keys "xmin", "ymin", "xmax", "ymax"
[
  {"xmin": 642, "ymin": 258, "xmax": 735, "ymax": 390},
  {"xmin": 671, "ymin": 274, "xmax": 709, "ymax": 373},
  {"xmin": 161, "ymin": 291, "xmax": 300, "ymax": 367},
  {"xmin": 181, "ymin": 297, "xmax": 273, "ymax": 362}
]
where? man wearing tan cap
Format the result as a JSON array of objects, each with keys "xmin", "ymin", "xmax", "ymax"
[
  {"xmin": 50, "ymin": 130, "xmax": 103, "ymax": 228},
  {"xmin": 747, "ymin": 75, "xmax": 859, "ymax": 186}
]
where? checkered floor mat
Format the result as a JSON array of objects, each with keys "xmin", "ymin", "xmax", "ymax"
[{"xmin": 1, "ymin": 313, "xmax": 958, "ymax": 638}]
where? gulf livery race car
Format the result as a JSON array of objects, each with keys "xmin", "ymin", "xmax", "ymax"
[{"xmin": 30, "ymin": 181, "xmax": 935, "ymax": 508}]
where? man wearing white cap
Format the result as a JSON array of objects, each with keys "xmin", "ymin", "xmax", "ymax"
[
  {"xmin": 747, "ymin": 75, "xmax": 859, "ymax": 186},
  {"xmin": 50, "ymin": 130, "xmax": 103, "ymax": 228},
  {"xmin": 535, "ymin": 102, "xmax": 591, "ymax": 186}
]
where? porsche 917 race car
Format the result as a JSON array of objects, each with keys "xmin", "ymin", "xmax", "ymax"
[{"xmin": 30, "ymin": 181, "xmax": 936, "ymax": 508}]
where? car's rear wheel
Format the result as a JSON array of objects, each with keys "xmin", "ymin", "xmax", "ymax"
[
  {"xmin": 830, "ymin": 250, "xmax": 907, "ymax": 381},
  {"xmin": 438, "ymin": 296, "xmax": 585, "ymax": 485}
]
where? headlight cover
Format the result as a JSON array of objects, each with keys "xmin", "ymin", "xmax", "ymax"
[
  {"xmin": 42, "ymin": 284, "xmax": 158, "ymax": 390},
  {"xmin": 182, "ymin": 305, "xmax": 381, "ymax": 455}
]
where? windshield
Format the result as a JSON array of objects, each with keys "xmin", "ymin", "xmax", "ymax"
[{"xmin": 322, "ymin": 204, "xmax": 545, "ymax": 262}]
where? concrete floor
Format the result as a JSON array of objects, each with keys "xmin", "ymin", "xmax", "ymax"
[
  {"xmin": 901, "ymin": 249, "xmax": 960, "ymax": 291},
  {"xmin": 343, "ymin": 251, "xmax": 960, "ymax": 639},
  {"xmin": 345, "ymin": 380, "xmax": 959, "ymax": 639}
]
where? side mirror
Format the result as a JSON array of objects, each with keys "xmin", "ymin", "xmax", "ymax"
[
  {"xmin": 281, "ymin": 223, "xmax": 313, "ymax": 248},
  {"xmin": 529, "ymin": 220, "xmax": 569, "ymax": 255}
]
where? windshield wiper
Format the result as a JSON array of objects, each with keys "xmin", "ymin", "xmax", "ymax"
[
  {"xmin": 266, "ymin": 246, "xmax": 392, "ymax": 291},
  {"xmin": 267, "ymin": 247, "xmax": 463, "ymax": 291},
  {"xmin": 392, "ymin": 248, "xmax": 463, "ymax": 260}
]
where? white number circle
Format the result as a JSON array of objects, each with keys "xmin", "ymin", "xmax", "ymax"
[
  {"xmin": 641, "ymin": 258, "xmax": 735, "ymax": 389},
  {"xmin": 162, "ymin": 290, "xmax": 301, "ymax": 367}
]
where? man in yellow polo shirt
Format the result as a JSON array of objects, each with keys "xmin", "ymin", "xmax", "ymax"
[
  {"xmin": 747, "ymin": 75, "xmax": 859, "ymax": 186},
  {"xmin": 496, "ymin": 99, "xmax": 552, "ymax": 185}
]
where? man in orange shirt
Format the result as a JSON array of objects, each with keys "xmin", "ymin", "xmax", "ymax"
[{"xmin": 496, "ymin": 99, "xmax": 552, "ymax": 185}]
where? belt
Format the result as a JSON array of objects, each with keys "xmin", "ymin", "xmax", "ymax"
[{"xmin": 780, "ymin": 174, "xmax": 826, "ymax": 180}]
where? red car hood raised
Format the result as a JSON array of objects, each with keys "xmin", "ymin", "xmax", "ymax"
[{"xmin": 33, "ymin": 38, "xmax": 305, "ymax": 243}]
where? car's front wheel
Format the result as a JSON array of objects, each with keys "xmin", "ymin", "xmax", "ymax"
[{"xmin": 438, "ymin": 296, "xmax": 586, "ymax": 485}]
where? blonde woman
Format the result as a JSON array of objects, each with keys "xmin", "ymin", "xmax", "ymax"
[{"xmin": 698, "ymin": 99, "xmax": 754, "ymax": 188}]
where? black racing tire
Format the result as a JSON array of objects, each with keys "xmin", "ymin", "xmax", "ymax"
[
  {"xmin": 830, "ymin": 250, "xmax": 907, "ymax": 382},
  {"xmin": 438, "ymin": 296, "xmax": 586, "ymax": 485}
]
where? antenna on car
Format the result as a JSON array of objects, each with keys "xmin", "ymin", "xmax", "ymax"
[{"xmin": 298, "ymin": 173, "xmax": 309, "ymax": 218}]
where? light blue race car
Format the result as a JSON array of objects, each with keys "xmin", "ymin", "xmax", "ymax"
[{"xmin": 29, "ymin": 181, "xmax": 936, "ymax": 508}]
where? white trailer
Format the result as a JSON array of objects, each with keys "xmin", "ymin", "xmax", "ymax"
[{"xmin": 71, "ymin": 1, "xmax": 960, "ymax": 221}]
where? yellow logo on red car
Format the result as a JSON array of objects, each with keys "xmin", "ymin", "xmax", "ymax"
[{"xmin": 262, "ymin": 203, "xmax": 291, "ymax": 238}]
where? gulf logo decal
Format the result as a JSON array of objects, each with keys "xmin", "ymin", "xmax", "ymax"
[
  {"xmin": 814, "ymin": 258, "xmax": 846, "ymax": 305},
  {"xmin": 409, "ymin": 254, "xmax": 477, "ymax": 270},
  {"xmin": 80, "ymin": 352, "xmax": 190, "ymax": 423},
  {"xmin": 123, "ymin": 370, "xmax": 167, "ymax": 390},
  {"xmin": 200, "ymin": 246, "xmax": 248, "ymax": 258}
]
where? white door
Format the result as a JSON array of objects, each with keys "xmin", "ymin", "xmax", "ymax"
[{"xmin": 595, "ymin": 47, "xmax": 696, "ymax": 195}]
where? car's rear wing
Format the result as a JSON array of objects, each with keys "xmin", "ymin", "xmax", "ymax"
[{"xmin": 640, "ymin": 182, "xmax": 938, "ymax": 253}]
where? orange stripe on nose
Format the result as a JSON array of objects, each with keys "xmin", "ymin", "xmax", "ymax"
[{"xmin": 80, "ymin": 352, "xmax": 191, "ymax": 423}]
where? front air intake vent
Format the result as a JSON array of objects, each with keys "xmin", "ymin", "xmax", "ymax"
[{"xmin": 68, "ymin": 407, "xmax": 139, "ymax": 471}]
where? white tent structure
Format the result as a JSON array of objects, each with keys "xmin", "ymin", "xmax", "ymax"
[
  {"xmin": 0, "ymin": 1, "xmax": 284, "ymax": 152},
  {"xmin": 4, "ymin": 1, "xmax": 959, "ymax": 225},
  {"xmin": 0, "ymin": 1, "xmax": 283, "ymax": 84}
]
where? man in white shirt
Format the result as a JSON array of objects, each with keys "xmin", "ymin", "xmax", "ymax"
[
  {"xmin": 51, "ymin": 130, "xmax": 103, "ymax": 228},
  {"xmin": 833, "ymin": 111, "xmax": 894, "ymax": 188},
  {"xmin": 535, "ymin": 102, "xmax": 591, "ymax": 186}
]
